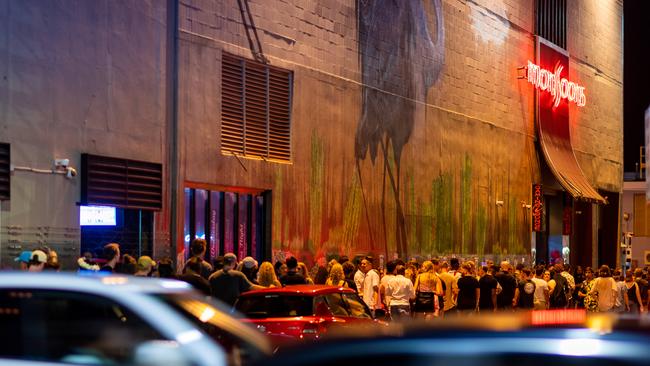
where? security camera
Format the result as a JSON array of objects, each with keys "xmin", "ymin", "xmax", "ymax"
[
  {"xmin": 54, "ymin": 159, "xmax": 70, "ymax": 169},
  {"xmin": 66, "ymin": 167, "xmax": 77, "ymax": 179}
]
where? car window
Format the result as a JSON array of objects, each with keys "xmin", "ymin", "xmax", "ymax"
[
  {"xmin": 0, "ymin": 289, "xmax": 163, "ymax": 365},
  {"xmin": 235, "ymin": 295, "xmax": 314, "ymax": 318},
  {"xmin": 325, "ymin": 293, "xmax": 350, "ymax": 316},
  {"xmin": 157, "ymin": 294, "xmax": 269, "ymax": 366},
  {"xmin": 341, "ymin": 293, "xmax": 372, "ymax": 318}
]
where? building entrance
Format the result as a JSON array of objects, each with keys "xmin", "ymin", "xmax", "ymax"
[{"xmin": 183, "ymin": 187, "xmax": 270, "ymax": 264}]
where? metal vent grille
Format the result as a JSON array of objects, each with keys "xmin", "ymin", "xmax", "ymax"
[
  {"xmin": 0, "ymin": 143, "xmax": 9, "ymax": 200},
  {"xmin": 221, "ymin": 53, "xmax": 292, "ymax": 162},
  {"xmin": 536, "ymin": 0, "xmax": 566, "ymax": 49},
  {"xmin": 81, "ymin": 154, "xmax": 162, "ymax": 210}
]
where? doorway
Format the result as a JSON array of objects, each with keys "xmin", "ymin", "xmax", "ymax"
[{"xmin": 183, "ymin": 187, "xmax": 270, "ymax": 264}]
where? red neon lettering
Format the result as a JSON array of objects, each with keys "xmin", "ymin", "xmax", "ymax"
[{"xmin": 526, "ymin": 61, "xmax": 586, "ymax": 107}]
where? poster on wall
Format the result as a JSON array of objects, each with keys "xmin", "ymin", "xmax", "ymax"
[{"xmin": 532, "ymin": 184, "xmax": 543, "ymax": 232}]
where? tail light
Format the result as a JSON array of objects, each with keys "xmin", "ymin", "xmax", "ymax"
[{"xmin": 300, "ymin": 322, "xmax": 326, "ymax": 339}]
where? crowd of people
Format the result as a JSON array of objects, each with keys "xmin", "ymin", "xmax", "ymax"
[{"xmin": 13, "ymin": 238, "xmax": 650, "ymax": 320}]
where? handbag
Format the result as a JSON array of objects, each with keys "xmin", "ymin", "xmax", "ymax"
[{"xmin": 414, "ymin": 276, "xmax": 436, "ymax": 312}]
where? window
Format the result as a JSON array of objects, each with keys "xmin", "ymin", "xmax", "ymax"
[
  {"xmin": 341, "ymin": 293, "xmax": 373, "ymax": 318},
  {"xmin": 325, "ymin": 293, "xmax": 350, "ymax": 316},
  {"xmin": 221, "ymin": 53, "xmax": 292, "ymax": 162},
  {"xmin": 0, "ymin": 142, "xmax": 8, "ymax": 200},
  {"xmin": 0, "ymin": 290, "xmax": 162, "ymax": 365},
  {"xmin": 235, "ymin": 295, "xmax": 314, "ymax": 318},
  {"xmin": 633, "ymin": 193, "xmax": 650, "ymax": 236},
  {"xmin": 536, "ymin": 0, "xmax": 566, "ymax": 49}
]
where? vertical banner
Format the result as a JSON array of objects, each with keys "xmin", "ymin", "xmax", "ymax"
[
  {"xmin": 646, "ymin": 107, "xmax": 650, "ymax": 201},
  {"xmin": 209, "ymin": 191, "xmax": 221, "ymax": 259},
  {"xmin": 237, "ymin": 194, "xmax": 250, "ymax": 261},
  {"xmin": 224, "ymin": 192, "xmax": 236, "ymax": 254},
  {"xmin": 532, "ymin": 184, "xmax": 544, "ymax": 232},
  {"xmin": 194, "ymin": 189, "xmax": 207, "ymax": 241}
]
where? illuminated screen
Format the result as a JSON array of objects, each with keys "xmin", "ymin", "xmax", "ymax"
[{"xmin": 80, "ymin": 205, "xmax": 117, "ymax": 226}]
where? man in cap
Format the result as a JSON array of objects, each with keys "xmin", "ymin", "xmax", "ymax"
[
  {"xmin": 134, "ymin": 256, "xmax": 156, "ymax": 277},
  {"xmin": 28, "ymin": 250, "xmax": 48, "ymax": 272},
  {"xmin": 14, "ymin": 251, "xmax": 32, "ymax": 271}
]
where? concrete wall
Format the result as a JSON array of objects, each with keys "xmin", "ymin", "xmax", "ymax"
[
  {"xmin": 177, "ymin": 0, "xmax": 623, "ymax": 264},
  {"xmin": 0, "ymin": 0, "xmax": 169, "ymax": 268}
]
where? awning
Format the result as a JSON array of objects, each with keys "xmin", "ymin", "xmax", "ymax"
[{"xmin": 538, "ymin": 121, "xmax": 607, "ymax": 204}]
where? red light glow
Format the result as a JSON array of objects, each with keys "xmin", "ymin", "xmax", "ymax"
[{"xmin": 531, "ymin": 309, "xmax": 586, "ymax": 325}]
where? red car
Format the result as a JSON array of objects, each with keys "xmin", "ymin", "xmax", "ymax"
[{"xmin": 235, "ymin": 285, "xmax": 380, "ymax": 345}]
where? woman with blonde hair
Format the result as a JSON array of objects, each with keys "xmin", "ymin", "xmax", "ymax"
[
  {"xmin": 257, "ymin": 261, "xmax": 281, "ymax": 288},
  {"xmin": 326, "ymin": 263, "xmax": 347, "ymax": 287},
  {"xmin": 298, "ymin": 262, "xmax": 314, "ymax": 284},
  {"xmin": 413, "ymin": 261, "xmax": 442, "ymax": 318}
]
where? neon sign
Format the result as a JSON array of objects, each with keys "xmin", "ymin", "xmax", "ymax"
[{"xmin": 526, "ymin": 61, "xmax": 586, "ymax": 107}]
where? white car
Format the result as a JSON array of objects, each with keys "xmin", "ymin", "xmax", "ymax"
[{"xmin": 0, "ymin": 272, "xmax": 271, "ymax": 366}]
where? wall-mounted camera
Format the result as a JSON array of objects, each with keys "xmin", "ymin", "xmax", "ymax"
[{"xmin": 66, "ymin": 167, "xmax": 77, "ymax": 179}]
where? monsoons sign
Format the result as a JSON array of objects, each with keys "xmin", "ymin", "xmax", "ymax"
[{"xmin": 526, "ymin": 60, "xmax": 586, "ymax": 107}]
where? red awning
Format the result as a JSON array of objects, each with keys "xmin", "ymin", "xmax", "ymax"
[{"xmin": 538, "ymin": 120, "xmax": 606, "ymax": 204}]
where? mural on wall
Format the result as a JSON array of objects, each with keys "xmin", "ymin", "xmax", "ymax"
[
  {"xmin": 355, "ymin": 0, "xmax": 445, "ymax": 258},
  {"xmin": 271, "ymin": 0, "xmax": 532, "ymax": 266}
]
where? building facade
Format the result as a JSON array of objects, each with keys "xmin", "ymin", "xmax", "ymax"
[{"xmin": 0, "ymin": 0, "xmax": 623, "ymax": 270}]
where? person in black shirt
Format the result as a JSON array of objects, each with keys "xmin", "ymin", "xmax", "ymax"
[
  {"xmin": 456, "ymin": 263, "xmax": 480, "ymax": 314},
  {"xmin": 178, "ymin": 257, "xmax": 211, "ymax": 296},
  {"xmin": 208, "ymin": 255, "xmax": 262, "ymax": 306},
  {"xmin": 280, "ymin": 256, "xmax": 307, "ymax": 286},
  {"xmin": 495, "ymin": 261, "xmax": 517, "ymax": 311},
  {"xmin": 514, "ymin": 268, "xmax": 536, "ymax": 309},
  {"xmin": 478, "ymin": 265, "xmax": 498, "ymax": 312},
  {"xmin": 99, "ymin": 243, "xmax": 120, "ymax": 273}
]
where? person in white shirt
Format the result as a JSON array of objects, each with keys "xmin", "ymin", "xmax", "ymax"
[
  {"xmin": 359, "ymin": 257, "xmax": 380, "ymax": 315},
  {"xmin": 385, "ymin": 265, "xmax": 415, "ymax": 320},
  {"xmin": 589, "ymin": 265, "xmax": 618, "ymax": 312},
  {"xmin": 531, "ymin": 266, "xmax": 550, "ymax": 310},
  {"xmin": 380, "ymin": 260, "xmax": 397, "ymax": 309}
]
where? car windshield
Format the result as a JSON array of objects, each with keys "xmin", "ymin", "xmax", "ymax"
[{"xmin": 236, "ymin": 295, "xmax": 314, "ymax": 318}]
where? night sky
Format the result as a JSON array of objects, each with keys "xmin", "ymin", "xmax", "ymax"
[{"xmin": 624, "ymin": 1, "xmax": 650, "ymax": 173}]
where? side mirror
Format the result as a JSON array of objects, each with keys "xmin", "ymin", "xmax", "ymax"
[{"xmin": 134, "ymin": 340, "xmax": 192, "ymax": 366}]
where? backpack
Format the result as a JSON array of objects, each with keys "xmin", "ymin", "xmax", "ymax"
[{"xmin": 550, "ymin": 275, "xmax": 569, "ymax": 308}]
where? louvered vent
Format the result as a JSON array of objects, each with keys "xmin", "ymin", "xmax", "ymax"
[
  {"xmin": 221, "ymin": 53, "xmax": 292, "ymax": 162},
  {"xmin": 536, "ymin": 0, "xmax": 566, "ymax": 49},
  {"xmin": 81, "ymin": 154, "xmax": 162, "ymax": 210},
  {"xmin": 0, "ymin": 143, "xmax": 9, "ymax": 200}
]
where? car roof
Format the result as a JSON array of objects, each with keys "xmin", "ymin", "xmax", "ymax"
[
  {"xmin": 0, "ymin": 271, "xmax": 195, "ymax": 295},
  {"xmin": 241, "ymin": 285, "xmax": 357, "ymax": 296}
]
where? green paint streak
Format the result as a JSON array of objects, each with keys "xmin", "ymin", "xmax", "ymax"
[
  {"xmin": 342, "ymin": 172, "xmax": 363, "ymax": 248},
  {"xmin": 476, "ymin": 206, "xmax": 487, "ymax": 255},
  {"xmin": 273, "ymin": 169, "xmax": 284, "ymax": 250},
  {"xmin": 309, "ymin": 133, "xmax": 325, "ymax": 252},
  {"xmin": 432, "ymin": 174, "xmax": 453, "ymax": 254},
  {"xmin": 408, "ymin": 170, "xmax": 418, "ymax": 255},
  {"xmin": 461, "ymin": 155, "xmax": 472, "ymax": 254},
  {"xmin": 508, "ymin": 197, "xmax": 518, "ymax": 254}
]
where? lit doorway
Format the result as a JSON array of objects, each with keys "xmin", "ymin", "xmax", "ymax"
[{"xmin": 183, "ymin": 187, "xmax": 270, "ymax": 263}]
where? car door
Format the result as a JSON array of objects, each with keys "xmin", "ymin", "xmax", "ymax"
[{"xmin": 0, "ymin": 289, "xmax": 164, "ymax": 365}]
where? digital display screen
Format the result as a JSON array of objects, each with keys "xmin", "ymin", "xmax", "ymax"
[{"xmin": 80, "ymin": 205, "xmax": 117, "ymax": 226}]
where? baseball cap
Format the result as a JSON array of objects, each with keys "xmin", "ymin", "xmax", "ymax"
[
  {"xmin": 14, "ymin": 251, "xmax": 32, "ymax": 263},
  {"xmin": 242, "ymin": 256, "xmax": 258, "ymax": 269},
  {"xmin": 30, "ymin": 250, "xmax": 48, "ymax": 264},
  {"xmin": 137, "ymin": 256, "xmax": 156, "ymax": 271}
]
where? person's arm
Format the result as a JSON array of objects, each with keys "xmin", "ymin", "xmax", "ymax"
[
  {"xmin": 436, "ymin": 278, "xmax": 443, "ymax": 297},
  {"xmin": 636, "ymin": 283, "xmax": 644, "ymax": 312},
  {"xmin": 413, "ymin": 275, "xmax": 420, "ymax": 293},
  {"xmin": 409, "ymin": 282, "xmax": 416, "ymax": 300},
  {"xmin": 474, "ymin": 286, "xmax": 480, "ymax": 311},
  {"xmin": 513, "ymin": 287, "xmax": 520, "ymax": 307},
  {"xmin": 544, "ymin": 286, "xmax": 550, "ymax": 309},
  {"xmin": 491, "ymin": 288, "xmax": 497, "ymax": 311}
]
